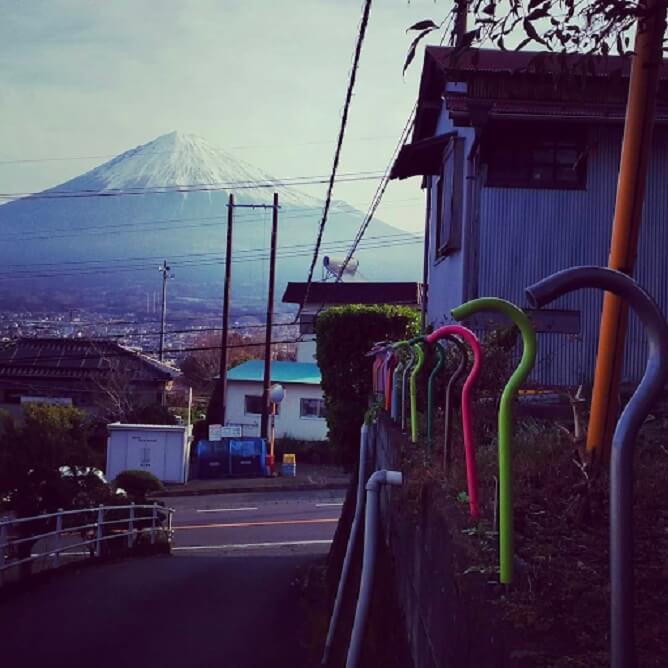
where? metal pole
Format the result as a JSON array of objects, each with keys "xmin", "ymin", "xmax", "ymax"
[
  {"xmin": 128, "ymin": 503, "xmax": 135, "ymax": 549},
  {"xmin": 95, "ymin": 505, "xmax": 103, "ymax": 557},
  {"xmin": 0, "ymin": 521, "xmax": 7, "ymax": 570},
  {"xmin": 420, "ymin": 182, "xmax": 432, "ymax": 333},
  {"xmin": 158, "ymin": 260, "xmax": 170, "ymax": 361},
  {"xmin": 587, "ymin": 0, "xmax": 667, "ymax": 459},
  {"xmin": 151, "ymin": 502, "xmax": 157, "ymax": 545},
  {"xmin": 220, "ymin": 193, "xmax": 234, "ymax": 425},
  {"xmin": 53, "ymin": 510, "xmax": 63, "ymax": 568},
  {"xmin": 526, "ymin": 265, "xmax": 668, "ymax": 668},
  {"xmin": 261, "ymin": 193, "xmax": 279, "ymax": 439}
]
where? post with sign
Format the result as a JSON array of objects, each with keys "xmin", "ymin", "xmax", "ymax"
[{"xmin": 267, "ymin": 384, "xmax": 285, "ymax": 476}]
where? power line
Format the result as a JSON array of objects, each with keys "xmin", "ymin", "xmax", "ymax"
[
  {"xmin": 300, "ymin": 0, "xmax": 374, "ymax": 313},
  {"xmin": 336, "ymin": 104, "xmax": 417, "ymax": 281},
  {"xmin": 0, "ymin": 170, "xmax": 385, "ymax": 201},
  {"xmin": 0, "ymin": 233, "xmax": 422, "ymax": 281}
]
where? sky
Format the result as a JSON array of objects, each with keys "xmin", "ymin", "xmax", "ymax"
[{"xmin": 0, "ymin": 0, "xmax": 452, "ymax": 234}]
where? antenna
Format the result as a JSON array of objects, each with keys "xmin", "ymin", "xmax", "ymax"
[{"xmin": 323, "ymin": 255, "xmax": 359, "ymax": 281}]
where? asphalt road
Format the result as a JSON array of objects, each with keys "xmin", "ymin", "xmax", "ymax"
[{"xmin": 0, "ymin": 489, "xmax": 343, "ymax": 668}]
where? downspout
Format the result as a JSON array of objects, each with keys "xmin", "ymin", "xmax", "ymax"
[
  {"xmin": 526, "ymin": 265, "xmax": 668, "ymax": 668},
  {"xmin": 345, "ymin": 469, "xmax": 403, "ymax": 668},
  {"xmin": 421, "ymin": 179, "xmax": 432, "ymax": 333},
  {"xmin": 322, "ymin": 423, "xmax": 371, "ymax": 666}
]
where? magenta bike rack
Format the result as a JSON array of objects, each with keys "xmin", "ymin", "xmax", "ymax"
[{"xmin": 424, "ymin": 324, "xmax": 482, "ymax": 519}]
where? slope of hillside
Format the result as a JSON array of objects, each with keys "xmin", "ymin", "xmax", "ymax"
[{"xmin": 0, "ymin": 132, "xmax": 421, "ymax": 315}]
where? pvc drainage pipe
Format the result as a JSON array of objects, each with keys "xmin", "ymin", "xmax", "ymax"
[
  {"xmin": 526, "ymin": 265, "xmax": 668, "ymax": 668},
  {"xmin": 321, "ymin": 423, "xmax": 371, "ymax": 666},
  {"xmin": 409, "ymin": 342, "xmax": 425, "ymax": 443},
  {"xmin": 442, "ymin": 335, "xmax": 469, "ymax": 474},
  {"xmin": 345, "ymin": 469, "xmax": 403, "ymax": 668}
]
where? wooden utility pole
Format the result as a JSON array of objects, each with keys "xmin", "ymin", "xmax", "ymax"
[
  {"xmin": 158, "ymin": 260, "xmax": 171, "ymax": 361},
  {"xmin": 452, "ymin": 0, "xmax": 468, "ymax": 46},
  {"xmin": 219, "ymin": 193, "xmax": 234, "ymax": 425},
  {"xmin": 260, "ymin": 193, "xmax": 279, "ymax": 440},
  {"xmin": 587, "ymin": 0, "xmax": 667, "ymax": 458}
]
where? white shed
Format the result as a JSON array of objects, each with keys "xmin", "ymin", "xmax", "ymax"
[{"xmin": 106, "ymin": 423, "xmax": 191, "ymax": 484}]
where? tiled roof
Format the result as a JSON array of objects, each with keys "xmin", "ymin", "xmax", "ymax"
[
  {"xmin": 282, "ymin": 282, "xmax": 421, "ymax": 306},
  {"xmin": 0, "ymin": 338, "xmax": 178, "ymax": 382},
  {"xmin": 227, "ymin": 360, "xmax": 321, "ymax": 385}
]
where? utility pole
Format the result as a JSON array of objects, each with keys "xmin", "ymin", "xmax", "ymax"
[
  {"xmin": 452, "ymin": 0, "xmax": 469, "ymax": 46},
  {"xmin": 158, "ymin": 260, "xmax": 172, "ymax": 361},
  {"xmin": 261, "ymin": 193, "xmax": 279, "ymax": 440},
  {"xmin": 219, "ymin": 193, "xmax": 234, "ymax": 425}
]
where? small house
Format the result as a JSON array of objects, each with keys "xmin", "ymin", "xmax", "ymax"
[
  {"xmin": 391, "ymin": 47, "xmax": 668, "ymax": 387},
  {"xmin": 0, "ymin": 337, "xmax": 179, "ymax": 417},
  {"xmin": 225, "ymin": 359, "xmax": 327, "ymax": 441}
]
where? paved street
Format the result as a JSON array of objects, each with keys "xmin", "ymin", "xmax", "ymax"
[{"xmin": 0, "ymin": 489, "xmax": 343, "ymax": 668}]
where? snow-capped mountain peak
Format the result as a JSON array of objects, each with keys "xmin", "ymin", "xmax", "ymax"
[{"xmin": 54, "ymin": 131, "xmax": 318, "ymax": 206}]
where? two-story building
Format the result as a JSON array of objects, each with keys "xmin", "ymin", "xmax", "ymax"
[{"xmin": 391, "ymin": 47, "xmax": 668, "ymax": 387}]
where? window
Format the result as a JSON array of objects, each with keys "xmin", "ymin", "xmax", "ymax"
[
  {"xmin": 300, "ymin": 398, "xmax": 327, "ymax": 419},
  {"xmin": 300, "ymin": 313, "xmax": 316, "ymax": 335},
  {"xmin": 485, "ymin": 124, "xmax": 587, "ymax": 189},
  {"xmin": 244, "ymin": 395, "xmax": 280, "ymax": 415},
  {"xmin": 435, "ymin": 138, "xmax": 465, "ymax": 258}
]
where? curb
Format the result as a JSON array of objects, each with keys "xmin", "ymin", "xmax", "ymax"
[{"xmin": 154, "ymin": 481, "xmax": 350, "ymax": 499}]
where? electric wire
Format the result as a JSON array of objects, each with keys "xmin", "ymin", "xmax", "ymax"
[{"xmin": 300, "ymin": 0, "xmax": 374, "ymax": 313}]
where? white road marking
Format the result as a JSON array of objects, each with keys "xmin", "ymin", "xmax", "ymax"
[
  {"xmin": 195, "ymin": 507, "xmax": 259, "ymax": 513},
  {"xmin": 173, "ymin": 539, "xmax": 333, "ymax": 552},
  {"xmin": 315, "ymin": 502, "xmax": 343, "ymax": 507}
]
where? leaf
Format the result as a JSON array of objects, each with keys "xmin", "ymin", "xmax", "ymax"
[
  {"xmin": 523, "ymin": 17, "xmax": 548, "ymax": 46},
  {"xmin": 406, "ymin": 19, "xmax": 439, "ymax": 33},
  {"xmin": 481, "ymin": 2, "xmax": 495, "ymax": 16},
  {"xmin": 403, "ymin": 28, "xmax": 435, "ymax": 74}
]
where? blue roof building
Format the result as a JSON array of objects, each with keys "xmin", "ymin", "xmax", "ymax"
[{"xmin": 226, "ymin": 360, "xmax": 321, "ymax": 386}]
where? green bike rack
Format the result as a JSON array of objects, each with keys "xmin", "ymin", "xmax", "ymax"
[
  {"xmin": 409, "ymin": 341, "xmax": 425, "ymax": 443},
  {"xmin": 426, "ymin": 342, "xmax": 445, "ymax": 451},
  {"xmin": 451, "ymin": 298, "xmax": 537, "ymax": 584}
]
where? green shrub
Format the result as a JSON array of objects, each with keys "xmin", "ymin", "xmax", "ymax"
[
  {"xmin": 114, "ymin": 470, "xmax": 164, "ymax": 502},
  {"xmin": 316, "ymin": 304, "xmax": 419, "ymax": 469}
]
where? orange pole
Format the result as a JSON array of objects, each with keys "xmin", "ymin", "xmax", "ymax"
[{"xmin": 587, "ymin": 0, "xmax": 667, "ymax": 456}]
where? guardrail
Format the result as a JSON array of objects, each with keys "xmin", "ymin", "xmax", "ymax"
[{"xmin": 0, "ymin": 503, "xmax": 174, "ymax": 579}]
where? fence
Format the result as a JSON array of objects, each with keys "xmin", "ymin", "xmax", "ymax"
[{"xmin": 0, "ymin": 503, "xmax": 174, "ymax": 581}]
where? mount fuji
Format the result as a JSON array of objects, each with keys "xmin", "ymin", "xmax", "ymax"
[{"xmin": 0, "ymin": 132, "xmax": 421, "ymax": 317}]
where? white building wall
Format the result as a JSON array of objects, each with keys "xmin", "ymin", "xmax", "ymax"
[{"xmin": 226, "ymin": 380, "xmax": 328, "ymax": 441}]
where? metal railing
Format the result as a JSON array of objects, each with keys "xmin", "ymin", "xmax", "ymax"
[{"xmin": 0, "ymin": 503, "xmax": 174, "ymax": 579}]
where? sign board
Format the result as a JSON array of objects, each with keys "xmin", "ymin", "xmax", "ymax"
[
  {"xmin": 208, "ymin": 424, "xmax": 223, "ymax": 441},
  {"xmin": 222, "ymin": 425, "xmax": 242, "ymax": 438},
  {"xmin": 283, "ymin": 453, "xmax": 296, "ymax": 465}
]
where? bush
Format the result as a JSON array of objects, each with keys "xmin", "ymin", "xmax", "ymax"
[
  {"xmin": 316, "ymin": 305, "xmax": 420, "ymax": 469},
  {"xmin": 114, "ymin": 470, "xmax": 164, "ymax": 502}
]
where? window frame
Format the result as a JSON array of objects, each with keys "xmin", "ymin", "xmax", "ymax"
[
  {"xmin": 435, "ymin": 137, "xmax": 465, "ymax": 259},
  {"xmin": 299, "ymin": 397, "xmax": 327, "ymax": 420},
  {"xmin": 244, "ymin": 394, "xmax": 280, "ymax": 416},
  {"xmin": 484, "ymin": 124, "xmax": 587, "ymax": 190}
]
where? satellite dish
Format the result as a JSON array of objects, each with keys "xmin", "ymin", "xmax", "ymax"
[{"xmin": 323, "ymin": 256, "xmax": 359, "ymax": 281}]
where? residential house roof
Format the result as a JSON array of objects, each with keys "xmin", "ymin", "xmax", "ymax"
[
  {"xmin": 411, "ymin": 47, "xmax": 668, "ymax": 144},
  {"xmin": 227, "ymin": 360, "xmax": 321, "ymax": 385},
  {"xmin": 0, "ymin": 338, "xmax": 179, "ymax": 382},
  {"xmin": 282, "ymin": 281, "xmax": 421, "ymax": 306}
]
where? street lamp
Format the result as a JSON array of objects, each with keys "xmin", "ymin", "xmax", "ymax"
[{"xmin": 267, "ymin": 384, "xmax": 285, "ymax": 476}]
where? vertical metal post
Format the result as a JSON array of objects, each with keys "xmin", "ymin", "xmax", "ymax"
[
  {"xmin": 0, "ymin": 521, "xmax": 7, "ymax": 569},
  {"xmin": 261, "ymin": 193, "xmax": 279, "ymax": 439},
  {"xmin": 158, "ymin": 260, "xmax": 171, "ymax": 362},
  {"xmin": 587, "ymin": 0, "xmax": 667, "ymax": 458},
  {"xmin": 95, "ymin": 505, "xmax": 103, "ymax": 557},
  {"xmin": 53, "ymin": 510, "xmax": 63, "ymax": 568},
  {"xmin": 151, "ymin": 503, "xmax": 157, "ymax": 545},
  {"xmin": 128, "ymin": 503, "xmax": 135, "ymax": 549},
  {"xmin": 220, "ymin": 193, "xmax": 234, "ymax": 425}
]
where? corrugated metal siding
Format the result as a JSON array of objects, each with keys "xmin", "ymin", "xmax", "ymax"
[{"xmin": 476, "ymin": 125, "xmax": 668, "ymax": 386}]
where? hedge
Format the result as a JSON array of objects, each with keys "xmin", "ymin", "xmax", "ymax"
[{"xmin": 315, "ymin": 304, "xmax": 419, "ymax": 470}]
